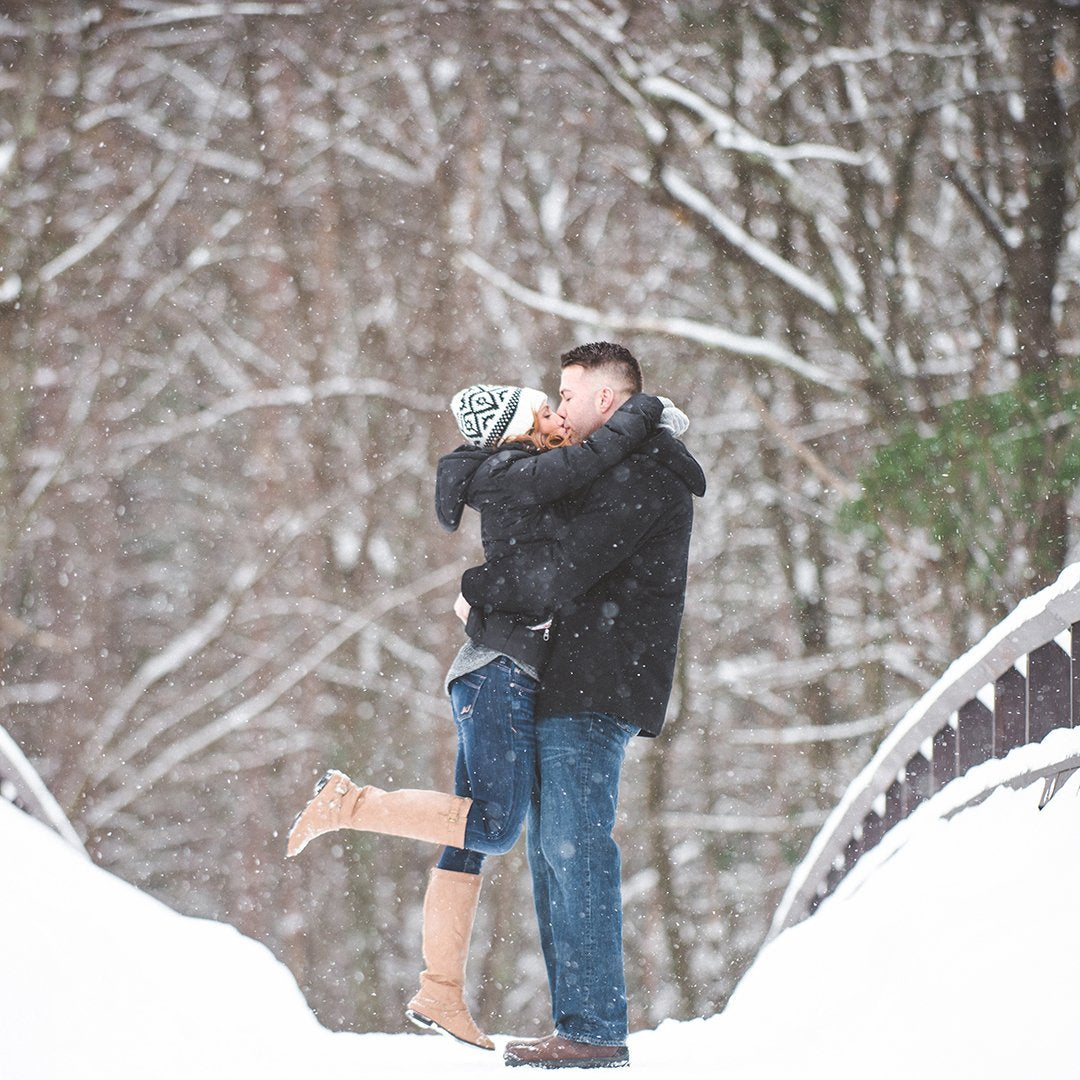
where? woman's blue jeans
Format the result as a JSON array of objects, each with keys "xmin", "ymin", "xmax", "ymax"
[
  {"xmin": 525, "ymin": 711, "xmax": 638, "ymax": 1046},
  {"xmin": 436, "ymin": 656, "xmax": 539, "ymax": 876}
]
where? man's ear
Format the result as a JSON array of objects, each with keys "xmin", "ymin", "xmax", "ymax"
[{"xmin": 596, "ymin": 385, "xmax": 615, "ymax": 416}]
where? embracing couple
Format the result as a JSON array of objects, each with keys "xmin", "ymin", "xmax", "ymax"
[{"xmin": 287, "ymin": 342, "xmax": 706, "ymax": 1069}]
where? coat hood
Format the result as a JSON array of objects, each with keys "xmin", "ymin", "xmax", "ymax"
[
  {"xmin": 435, "ymin": 444, "xmax": 494, "ymax": 531},
  {"xmin": 640, "ymin": 430, "xmax": 707, "ymax": 497}
]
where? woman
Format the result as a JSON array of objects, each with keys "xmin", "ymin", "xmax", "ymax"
[{"xmin": 286, "ymin": 383, "xmax": 667, "ymax": 1049}]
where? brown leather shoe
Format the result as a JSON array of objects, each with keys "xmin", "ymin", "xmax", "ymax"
[
  {"xmin": 504, "ymin": 1033, "xmax": 549, "ymax": 1052},
  {"xmin": 504, "ymin": 1032, "xmax": 629, "ymax": 1069}
]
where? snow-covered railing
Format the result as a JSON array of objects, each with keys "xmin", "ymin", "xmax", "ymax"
[
  {"xmin": 769, "ymin": 563, "xmax": 1080, "ymax": 940},
  {"xmin": 0, "ymin": 724, "xmax": 86, "ymax": 853}
]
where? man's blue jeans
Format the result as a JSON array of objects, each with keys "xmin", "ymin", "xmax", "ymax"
[
  {"xmin": 437, "ymin": 656, "xmax": 539, "ymax": 876},
  {"xmin": 526, "ymin": 711, "xmax": 638, "ymax": 1046}
]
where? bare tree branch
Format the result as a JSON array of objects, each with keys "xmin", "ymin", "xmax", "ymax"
[
  {"xmin": 458, "ymin": 251, "xmax": 856, "ymax": 393},
  {"xmin": 83, "ymin": 559, "xmax": 463, "ymax": 828}
]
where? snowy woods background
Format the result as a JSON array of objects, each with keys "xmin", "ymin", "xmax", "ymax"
[{"xmin": 2, "ymin": 0, "xmax": 1079, "ymax": 1036}]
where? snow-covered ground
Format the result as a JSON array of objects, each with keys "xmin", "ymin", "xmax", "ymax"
[{"xmin": 3, "ymin": 737, "xmax": 1079, "ymax": 1079}]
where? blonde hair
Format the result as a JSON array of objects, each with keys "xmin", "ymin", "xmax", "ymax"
[{"xmin": 504, "ymin": 408, "xmax": 568, "ymax": 452}]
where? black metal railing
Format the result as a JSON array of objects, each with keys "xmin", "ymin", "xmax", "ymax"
[{"xmin": 769, "ymin": 564, "xmax": 1080, "ymax": 940}]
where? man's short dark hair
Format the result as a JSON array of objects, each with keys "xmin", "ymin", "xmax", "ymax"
[{"xmin": 560, "ymin": 341, "xmax": 643, "ymax": 395}]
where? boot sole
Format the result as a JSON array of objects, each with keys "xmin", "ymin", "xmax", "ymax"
[{"xmin": 405, "ymin": 1008, "xmax": 495, "ymax": 1051}]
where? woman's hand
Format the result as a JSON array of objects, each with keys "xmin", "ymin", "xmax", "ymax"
[{"xmin": 454, "ymin": 592, "xmax": 471, "ymax": 625}]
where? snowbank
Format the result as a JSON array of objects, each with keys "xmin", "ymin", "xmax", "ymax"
[
  {"xmin": 712, "ymin": 739, "xmax": 1080, "ymax": 1078},
  {"xmin": 3, "ymin": 744, "xmax": 1079, "ymax": 1079},
  {"xmin": 0, "ymin": 798, "xmax": 349, "ymax": 1080}
]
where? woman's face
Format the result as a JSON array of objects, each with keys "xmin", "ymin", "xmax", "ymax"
[{"xmin": 535, "ymin": 402, "xmax": 566, "ymax": 439}]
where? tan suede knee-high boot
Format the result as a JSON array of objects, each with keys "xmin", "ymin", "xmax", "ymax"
[
  {"xmin": 285, "ymin": 771, "xmax": 470, "ymax": 858},
  {"xmin": 405, "ymin": 868, "xmax": 494, "ymax": 1051}
]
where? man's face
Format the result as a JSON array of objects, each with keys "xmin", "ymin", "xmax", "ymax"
[{"xmin": 557, "ymin": 364, "xmax": 607, "ymax": 445}]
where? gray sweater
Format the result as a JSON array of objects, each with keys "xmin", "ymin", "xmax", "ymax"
[{"xmin": 444, "ymin": 637, "xmax": 540, "ymax": 695}]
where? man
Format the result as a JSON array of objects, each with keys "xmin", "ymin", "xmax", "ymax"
[{"xmin": 461, "ymin": 342, "xmax": 706, "ymax": 1069}]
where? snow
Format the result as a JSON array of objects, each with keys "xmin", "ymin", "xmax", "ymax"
[
  {"xmin": 4, "ymin": 746, "xmax": 1079, "ymax": 1079},
  {"xmin": 720, "ymin": 762, "xmax": 1080, "ymax": 1078}
]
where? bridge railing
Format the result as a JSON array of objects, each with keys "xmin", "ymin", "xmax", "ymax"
[{"xmin": 769, "ymin": 563, "xmax": 1080, "ymax": 940}]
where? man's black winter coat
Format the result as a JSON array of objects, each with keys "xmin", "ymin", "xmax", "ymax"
[{"xmin": 461, "ymin": 428, "xmax": 706, "ymax": 736}]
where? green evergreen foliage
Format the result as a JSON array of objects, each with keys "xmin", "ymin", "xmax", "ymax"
[{"xmin": 844, "ymin": 379, "xmax": 1079, "ymax": 595}]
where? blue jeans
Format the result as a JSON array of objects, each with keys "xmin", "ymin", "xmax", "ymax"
[
  {"xmin": 526, "ymin": 711, "xmax": 638, "ymax": 1046},
  {"xmin": 436, "ymin": 656, "xmax": 539, "ymax": 876}
]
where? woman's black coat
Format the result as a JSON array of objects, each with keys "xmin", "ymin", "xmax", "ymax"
[{"xmin": 436, "ymin": 394, "xmax": 663, "ymax": 672}]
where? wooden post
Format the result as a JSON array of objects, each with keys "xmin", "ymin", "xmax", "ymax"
[
  {"xmin": 843, "ymin": 833, "xmax": 862, "ymax": 874},
  {"xmin": 994, "ymin": 666, "xmax": 1026, "ymax": 757},
  {"xmin": 884, "ymin": 778, "xmax": 903, "ymax": 829},
  {"xmin": 903, "ymin": 752, "xmax": 931, "ymax": 813},
  {"xmin": 931, "ymin": 722, "xmax": 958, "ymax": 793},
  {"xmin": 1028, "ymin": 640, "xmax": 1071, "ymax": 744},
  {"xmin": 957, "ymin": 698, "xmax": 993, "ymax": 773},
  {"xmin": 1071, "ymin": 622, "xmax": 1080, "ymax": 728},
  {"xmin": 862, "ymin": 809, "xmax": 885, "ymax": 850}
]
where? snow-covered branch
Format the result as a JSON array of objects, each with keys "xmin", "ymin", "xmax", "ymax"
[
  {"xmin": 641, "ymin": 75, "xmax": 868, "ymax": 170},
  {"xmin": 943, "ymin": 161, "xmax": 1017, "ymax": 252},
  {"xmin": 16, "ymin": 361, "xmax": 103, "ymax": 516},
  {"xmin": 731, "ymin": 711, "xmax": 899, "ymax": 746},
  {"xmin": 336, "ymin": 135, "xmax": 439, "ymax": 186},
  {"xmin": 657, "ymin": 168, "xmax": 839, "ymax": 317},
  {"xmin": 742, "ymin": 387, "xmax": 860, "ymax": 498},
  {"xmin": 701, "ymin": 642, "xmax": 918, "ymax": 697},
  {"xmin": 108, "ymin": 378, "xmax": 447, "ymax": 460},
  {"xmin": 37, "ymin": 173, "xmax": 165, "ymax": 285},
  {"xmin": 537, "ymin": 8, "xmax": 668, "ymax": 146},
  {"xmin": 78, "ymin": 561, "xmax": 263, "ymax": 787},
  {"xmin": 83, "ymin": 560, "xmax": 463, "ymax": 829},
  {"xmin": 458, "ymin": 252, "xmax": 854, "ymax": 393},
  {"xmin": 89, "ymin": 648, "xmax": 284, "ymax": 792},
  {"xmin": 103, "ymin": 3, "xmax": 319, "ymax": 33},
  {"xmin": 0, "ymin": 726, "xmax": 86, "ymax": 852},
  {"xmin": 771, "ymin": 39, "xmax": 980, "ymax": 101},
  {"xmin": 661, "ymin": 809, "xmax": 828, "ymax": 834},
  {"xmin": 0, "ymin": 682, "xmax": 63, "ymax": 707},
  {"xmin": 0, "ymin": 615, "xmax": 72, "ymax": 656},
  {"xmin": 80, "ymin": 506, "xmax": 335, "ymax": 788}
]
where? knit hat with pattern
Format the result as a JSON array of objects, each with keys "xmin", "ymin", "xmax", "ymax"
[{"xmin": 450, "ymin": 384, "xmax": 549, "ymax": 449}]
